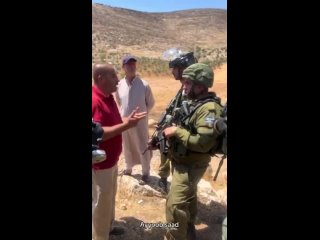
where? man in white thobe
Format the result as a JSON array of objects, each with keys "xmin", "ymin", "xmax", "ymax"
[{"xmin": 115, "ymin": 55, "xmax": 155, "ymax": 184}]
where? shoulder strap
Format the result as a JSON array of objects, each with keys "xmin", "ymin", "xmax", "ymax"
[{"xmin": 173, "ymin": 88, "xmax": 183, "ymax": 110}]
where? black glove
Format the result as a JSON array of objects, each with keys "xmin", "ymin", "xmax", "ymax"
[{"xmin": 215, "ymin": 118, "xmax": 227, "ymax": 134}]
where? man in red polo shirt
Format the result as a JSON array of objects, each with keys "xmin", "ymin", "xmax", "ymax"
[{"xmin": 92, "ymin": 63, "xmax": 147, "ymax": 240}]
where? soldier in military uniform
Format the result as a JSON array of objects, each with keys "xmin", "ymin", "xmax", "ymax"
[
  {"xmin": 158, "ymin": 51, "xmax": 197, "ymax": 192},
  {"xmin": 162, "ymin": 63, "xmax": 223, "ymax": 240}
]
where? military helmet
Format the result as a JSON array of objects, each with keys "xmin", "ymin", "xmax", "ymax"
[
  {"xmin": 169, "ymin": 52, "xmax": 197, "ymax": 68},
  {"xmin": 182, "ymin": 63, "xmax": 214, "ymax": 88}
]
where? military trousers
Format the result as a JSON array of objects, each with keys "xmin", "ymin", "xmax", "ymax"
[
  {"xmin": 165, "ymin": 162, "xmax": 208, "ymax": 240},
  {"xmin": 158, "ymin": 153, "xmax": 171, "ymax": 179}
]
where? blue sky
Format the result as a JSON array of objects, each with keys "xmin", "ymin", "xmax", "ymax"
[{"xmin": 92, "ymin": 0, "xmax": 227, "ymax": 12}]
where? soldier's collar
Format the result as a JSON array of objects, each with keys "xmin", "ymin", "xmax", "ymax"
[{"xmin": 194, "ymin": 92, "xmax": 216, "ymax": 102}]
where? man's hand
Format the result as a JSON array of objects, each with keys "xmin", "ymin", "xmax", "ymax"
[
  {"xmin": 123, "ymin": 107, "xmax": 147, "ymax": 128},
  {"xmin": 163, "ymin": 126, "xmax": 178, "ymax": 138}
]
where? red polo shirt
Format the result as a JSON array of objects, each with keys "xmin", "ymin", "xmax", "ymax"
[{"xmin": 92, "ymin": 85, "xmax": 123, "ymax": 170}]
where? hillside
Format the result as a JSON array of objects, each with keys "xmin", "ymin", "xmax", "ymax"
[{"xmin": 92, "ymin": 3, "xmax": 227, "ymax": 73}]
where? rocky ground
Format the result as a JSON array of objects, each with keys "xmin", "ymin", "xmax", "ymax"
[{"xmin": 109, "ymin": 150, "xmax": 227, "ymax": 240}]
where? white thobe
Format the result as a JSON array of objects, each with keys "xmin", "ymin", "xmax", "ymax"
[{"xmin": 115, "ymin": 76, "xmax": 155, "ymax": 175}]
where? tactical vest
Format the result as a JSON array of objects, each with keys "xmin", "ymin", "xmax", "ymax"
[{"xmin": 173, "ymin": 94, "xmax": 224, "ymax": 157}]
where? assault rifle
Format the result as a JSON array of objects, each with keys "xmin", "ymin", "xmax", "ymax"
[{"xmin": 143, "ymin": 89, "xmax": 189, "ymax": 155}]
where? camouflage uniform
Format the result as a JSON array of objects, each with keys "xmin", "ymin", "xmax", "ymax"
[
  {"xmin": 158, "ymin": 52, "xmax": 197, "ymax": 187},
  {"xmin": 165, "ymin": 63, "xmax": 222, "ymax": 240},
  {"xmin": 158, "ymin": 91, "xmax": 188, "ymax": 179},
  {"xmin": 158, "ymin": 144, "xmax": 172, "ymax": 178}
]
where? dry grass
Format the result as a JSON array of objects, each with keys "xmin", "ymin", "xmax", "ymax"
[{"xmin": 92, "ymin": 4, "xmax": 227, "ymax": 61}]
